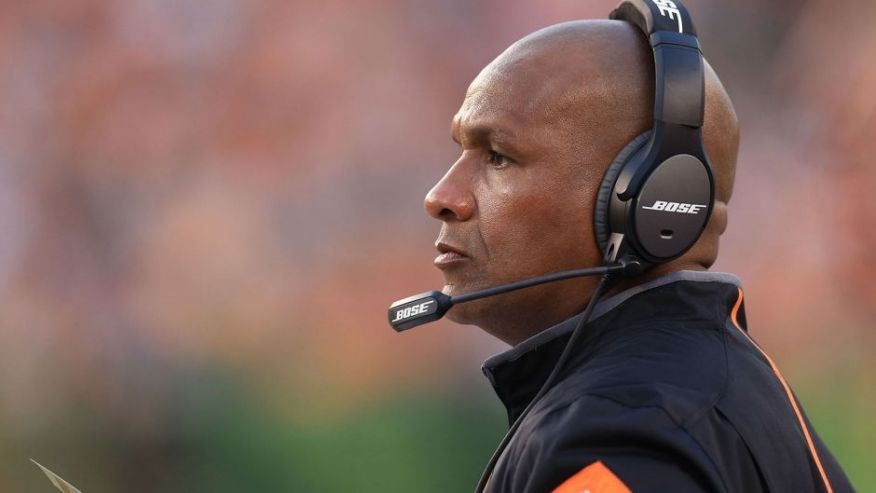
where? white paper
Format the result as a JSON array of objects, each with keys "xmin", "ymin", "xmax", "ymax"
[{"xmin": 31, "ymin": 459, "xmax": 83, "ymax": 493}]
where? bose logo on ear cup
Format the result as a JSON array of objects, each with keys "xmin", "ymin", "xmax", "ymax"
[{"xmin": 641, "ymin": 200, "xmax": 706, "ymax": 214}]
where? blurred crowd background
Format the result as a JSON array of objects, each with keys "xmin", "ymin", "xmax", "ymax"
[{"xmin": 0, "ymin": 0, "xmax": 873, "ymax": 491}]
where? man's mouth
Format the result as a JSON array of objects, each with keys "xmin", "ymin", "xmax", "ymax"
[{"xmin": 434, "ymin": 242, "xmax": 469, "ymax": 268}]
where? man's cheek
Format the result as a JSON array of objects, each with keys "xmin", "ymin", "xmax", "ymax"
[
  {"xmin": 497, "ymin": 215, "xmax": 586, "ymax": 273},
  {"xmin": 484, "ymin": 230, "xmax": 544, "ymax": 279}
]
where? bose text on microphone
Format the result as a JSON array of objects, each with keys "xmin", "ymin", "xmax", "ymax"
[{"xmin": 388, "ymin": 291, "xmax": 451, "ymax": 332}]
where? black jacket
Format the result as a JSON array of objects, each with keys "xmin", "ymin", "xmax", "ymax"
[{"xmin": 481, "ymin": 271, "xmax": 853, "ymax": 493}]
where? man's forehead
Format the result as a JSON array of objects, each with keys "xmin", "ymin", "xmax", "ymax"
[
  {"xmin": 450, "ymin": 100, "xmax": 527, "ymax": 145},
  {"xmin": 451, "ymin": 62, "xmax": 560, "ymax": 144}
]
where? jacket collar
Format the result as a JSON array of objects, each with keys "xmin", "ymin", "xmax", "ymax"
[{"xmin": 481, "ymin": 270, "xmax": 742, "ymax": 425}]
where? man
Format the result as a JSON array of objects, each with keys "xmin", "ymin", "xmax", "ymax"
[{"xmin": 422, "ymin": 8, "xmax": 853, "ymax": 493}]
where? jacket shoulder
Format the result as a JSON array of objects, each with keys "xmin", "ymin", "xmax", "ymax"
[
  {"xmin": 499, "ymin": 394, "xmax": 724, "ymax": 493},
  {"xmin": 559, "ymin": 319, "xmax": 730, "ymax": 426}
]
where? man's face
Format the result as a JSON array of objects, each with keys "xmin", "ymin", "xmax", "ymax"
[{"xmin": 424, "ymin": 60, "xmax": 605, "ymax": 336}]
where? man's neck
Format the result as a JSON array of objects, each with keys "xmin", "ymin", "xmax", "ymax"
[
  {"xmin": 483, "ymin": 261, "xmax": 710, "ymax": 346},
  {"xmin": 604, "ymin": 260, "xmax": 708, "ymax": 299}
]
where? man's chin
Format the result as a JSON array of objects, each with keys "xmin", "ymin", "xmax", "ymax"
[
  {"xmin": 441, "ymin": 281, "xmax": 484, "ymax": 302},
  {"xmin": 445, "ymin": 303, "xmax": 478, "ymax": 326},
  {"xmin": 440, "ymin": 281, "xmax": 465, "ymax": 298},
  {"xmin": 442, "ymin": 283, "xmax": 476, "ymax": 324},
  {"xmin": 441, "ymin": 278, "xmax": 521, "ymax": 327},
  {"xmin": 444, "ymin": 289, "xmax": 497, "ymax": 327}
]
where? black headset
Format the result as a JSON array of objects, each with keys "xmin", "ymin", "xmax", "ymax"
[{"xmin": 595, "ymin": 0, "xmax": 714, "ymax": 267}]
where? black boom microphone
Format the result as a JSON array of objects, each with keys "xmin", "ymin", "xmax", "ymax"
[{"xmin": 388, "ymin": 257, "xmax": 643, "ymax": 331}]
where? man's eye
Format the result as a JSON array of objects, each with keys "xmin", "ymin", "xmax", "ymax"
[{"xmin": 487, "ymin": 150, "xmax": 511, "ymax": 168}]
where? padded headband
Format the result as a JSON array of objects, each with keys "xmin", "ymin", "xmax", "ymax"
[
  {"xmin": 610, "ymin": 0, "xmax": 697, "ymax": 36},
  {"xmin": 611, "ymin": 0, "xmax": 705, "ymax": 128}
]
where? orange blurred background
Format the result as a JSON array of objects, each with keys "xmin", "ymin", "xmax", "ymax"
[{"xmin": 0, "ymin": 0, "xmax": 873, "ymax": 491}]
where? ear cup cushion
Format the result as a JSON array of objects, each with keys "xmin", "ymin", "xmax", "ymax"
[{"xmin": 593, "ymin": 131, "xmax": 652, "ymax": 253}]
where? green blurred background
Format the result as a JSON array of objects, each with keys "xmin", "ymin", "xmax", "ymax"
[{"xmin": 0, "ymin": 0, "xmax": 873, "ymax": 491}]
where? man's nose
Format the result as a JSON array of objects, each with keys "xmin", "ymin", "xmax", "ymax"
[{"xmin": 424, "ymin": 159, "xmax": 475, "ymax": 222}]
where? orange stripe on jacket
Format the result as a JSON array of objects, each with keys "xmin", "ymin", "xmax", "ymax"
[
  {"xmin": 552, "ymin": 461, "xmax": 632, "ymax": 493},
  {"xmin": 729, "ymin": 288, "xmax": 833, "ymax": 493}
]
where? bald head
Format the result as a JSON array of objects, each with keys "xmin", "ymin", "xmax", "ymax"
[
  {"xmin": 471, "ymin": 20, "xmax": 739, "ymax": 268},
  {"xmin": 427, "ymin": 20, "xmax": 740, "ymax": 343}
]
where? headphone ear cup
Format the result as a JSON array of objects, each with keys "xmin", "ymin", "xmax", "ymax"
[{"xmin": 593, "ymin": 131, "xmax": 652, "ymax": 254}]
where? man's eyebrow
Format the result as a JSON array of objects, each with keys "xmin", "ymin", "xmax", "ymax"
[{"xmin": 450, "ymin": 119, "xmax": 519, "ymax": 148}]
